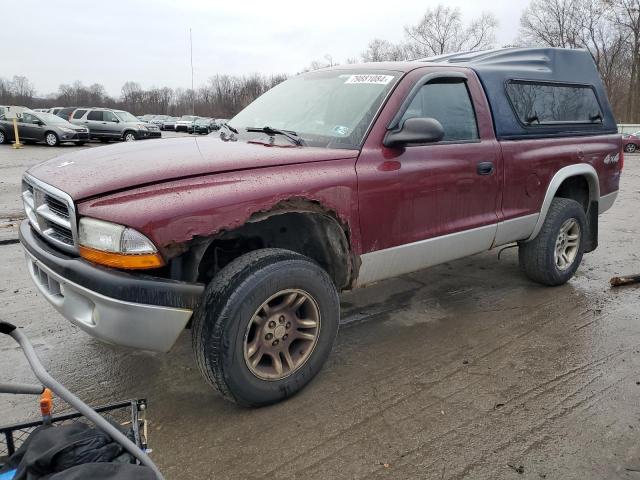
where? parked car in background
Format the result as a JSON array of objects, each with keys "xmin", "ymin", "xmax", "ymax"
[
  {"xmin": 47, "ymin": 107, "xmax": 65, "ymax": 115},
  {"xmin": 188, "ymin": 118, "xmax": 212, "ymax": 135},
  {"xmin": 70, "ymin": 108, "xmax": 161, "ymax": 142},
  {"xmin": 33, "ymin": 108, "xmax": 49, "ymax": 113},
  {"xmin": 161, "ymin": 117, "xmax": 179, "ymax": 130},
  {"xmin": 149, "ymin": 115, "xmax": 168, "ymax": 128},
  {"xmin": 175, "ymin": 115, "xmax": 198, "ymax": 131},
  {"xmin": 0, "ymin": 111, "xmax": 89, "ymax": 146},
  {"xmin": 622, "ymin": 131, "xmax": 640, "ymax": 153},
  {"xmin": 54, "ymin": 107, "xmax": 79, "ymax": 121}
]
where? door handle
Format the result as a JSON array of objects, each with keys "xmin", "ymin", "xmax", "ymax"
[{"xmin": 477, "ymin": 161, "xmax": 494, "ymax": 176}]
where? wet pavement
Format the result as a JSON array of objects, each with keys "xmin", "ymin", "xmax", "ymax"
[{"xmin": 1, "ymin": 141, "xmax": 639, "ymax": 479}]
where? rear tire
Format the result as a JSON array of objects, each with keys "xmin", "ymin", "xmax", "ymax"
[
  {"xmin": 518, "ymin": 198, "xmax": 587, "ymax": 286},
  {"xmin": 0, "ymin": 130, "xmax": 6, "ymax": 144},
  {"xmin": 45, "ymin": 132, "xmax": 59, "ymax": 147},
  {"xmin": 192, "ymin": 248, "xmax": 340, "ymax": 407}
]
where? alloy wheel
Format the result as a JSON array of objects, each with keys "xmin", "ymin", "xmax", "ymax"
[
  {"xmin": 46, "ymin": 133, "xmax": 57, "ymax": 146},
  {"xmin": 554, "ymin": 218, "xmax": 580, "ymax": 271},
  {"xmin": 243, "ymin": 289, "xmax": 321, "ymax": 381},
  {"xmin": 125, "ymin": 133, "xmax": 136, "ymax": 142}
]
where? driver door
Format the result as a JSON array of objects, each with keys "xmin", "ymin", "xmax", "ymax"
[{"xmin": 355, "ymin": 69, "xmax": 502, "ymax": 284}]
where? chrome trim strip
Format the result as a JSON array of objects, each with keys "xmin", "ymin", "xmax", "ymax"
[
  {"xmin": 356, "ymin": 223, "xmax": 497, "ymax": 287},
  {"xmin": 598, "ymin": 190, "xmax": 618, "ymax": 214},
  {"xmin": 24, "ymin": 250, "xmax": 193, "ymax": 352},
  {"xmin": 525, "ymin": 163, "xmax": 600, "ymax": 242},
  {"xmin": 22, "ymin": 173, "xmax": 79, "ymax": 254}
]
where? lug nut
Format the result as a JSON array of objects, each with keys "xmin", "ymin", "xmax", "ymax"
[
  {"xmin": 265, "ymin": 333, "xmax": 273, "ymax": 340},
  {"xmin": 268, "ymin": 321, "xmax": 276, "ymax": 328},
  {"xmin": 279, "ymin": 315, "xmax": 285, "ymax": 324},
  {"xmin": 286, "ymin": 322, "xmax": 291, "ymax": 329},
  {"xmin": 283, "ymin": 334, "xmax": 288, "ymax": 340},
  {"xmin": 272, "ymin": 340, "xmax": 279, "ymax": 346}
]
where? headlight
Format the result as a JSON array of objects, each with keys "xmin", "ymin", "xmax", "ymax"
[
  {"xmin": 78, "ymin": 217, "xmax": 164, "ymax": 269},
  {"xmin": 60, "ymin": 127, "xmax": 75, "ymax": 133},
  {"xmin": 138, "ymin": 124, "xmax": 148, "ymax": 130}
]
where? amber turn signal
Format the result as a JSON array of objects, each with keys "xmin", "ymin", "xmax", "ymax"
[{"xmin": 79, "ymin": 246, "xmax": 165, "ymax": 270}]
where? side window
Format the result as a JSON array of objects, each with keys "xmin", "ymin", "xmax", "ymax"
[
  {"xmin": 400, "ymin": 81, "xmax": 479, "ymax": 142},
  {"xmin": 103, "ymin": 111, "xmax": 117, "ymax": 122},
  {"xmin": 87, "ymin": 110, "xmax": 103, "ymax": 121},
  {"xmin": 506, "ymin": 81, "xmax": 602, "ymax": 125},
  {"xmin": 21, "ymin": 113, "xmax": 37, "ymax": 124},
  {"xmin": 72, "ymin": 109, "xmax": 87, "ymax": 119}
]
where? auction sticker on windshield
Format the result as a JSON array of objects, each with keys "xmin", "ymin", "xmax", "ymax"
[{"xmin": 344, "ymin": 74, "xmax": 394, "ymax": 85}]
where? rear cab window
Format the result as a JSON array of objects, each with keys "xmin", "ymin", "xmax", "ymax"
[
  {"xmin": 400, "ymin": 81, "xmax": 479, "ymax": 142},
  {"xmin": 506, "ymin": 81, "xmax": 603, "ymax": 125}
]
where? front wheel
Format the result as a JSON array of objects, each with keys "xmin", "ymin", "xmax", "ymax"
[
  {"xmin": 123, "ymin": 131, "xmax": 137, "ymax": 142},
  {"xmin": 192, "ymin": 249, "xmax": 340, "ymax": 407},
  {"xmin": 518, "ymin": 198, "xmax": 587, "ymax": 286},
  {"xmin": 625, "ymin": 143, "xmax": 637, "ymax": 153},
  {"xmin": 45, "ymin": 132, "xmax": 59, "ymax": 147},
  {"xmin": 0, "ymin": 130, "xmax": 8, "ymax": 144}
]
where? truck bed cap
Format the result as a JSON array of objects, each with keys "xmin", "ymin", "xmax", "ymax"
[{"xmin": 419, "ymin": 47, "xmax": 618, "ymax": 140}]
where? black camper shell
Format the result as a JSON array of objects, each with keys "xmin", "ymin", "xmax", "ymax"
[{"xmin": 421, "ymin": 48, "xmax": 618, "ymax": 140}]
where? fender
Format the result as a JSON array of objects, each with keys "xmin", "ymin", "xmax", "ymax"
[{"xmin": 525, "ymin": 163, "xmax": 600, "ymax": 242}]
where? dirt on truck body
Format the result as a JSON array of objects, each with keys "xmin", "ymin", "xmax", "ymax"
[{"xmin": 19, "ymin": 47, "xmax": 621, "ymax": 406}]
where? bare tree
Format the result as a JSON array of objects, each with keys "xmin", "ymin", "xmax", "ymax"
[
  {"xmin": 404, "ymin": 5, "xmax": 498, "ymax": 57},
  {"xmin": 360, "ymin": 38, "xmax": 407, "ymax": 62}
]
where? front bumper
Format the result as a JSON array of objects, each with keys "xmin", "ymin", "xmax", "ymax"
[
  {"xmin": 139, "ymin": 130, "xmax": 162, "ymax": 139},
  {"xmin": 60, "ymin": 131, "xmax": 90, "ymax": 142},
  {"xmin": 19, "ymin": 220, "xmax": 204, "ymax": 352}
]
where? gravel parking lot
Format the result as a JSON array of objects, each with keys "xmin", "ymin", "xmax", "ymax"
[{"xmin": 1, "ymin": 138, "xmax": 639, "ymax": 479}]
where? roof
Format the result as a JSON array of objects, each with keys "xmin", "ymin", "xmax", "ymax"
[{"xmin": 418, "ymin": 47, "xmax": 618, "ymax": 139}]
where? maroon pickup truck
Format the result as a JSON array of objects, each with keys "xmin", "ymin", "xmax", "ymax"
[{"xmin": 19, "ymin": 48, "xmax": 622, "ymax": 406}]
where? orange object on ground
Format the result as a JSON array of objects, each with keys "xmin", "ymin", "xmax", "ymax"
[{"xmin": 40, "ymin": 388, "xmax": 53, "ymax": 417}]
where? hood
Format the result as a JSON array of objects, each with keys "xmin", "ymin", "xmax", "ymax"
[{"xmin": 27, "ymin": 136, "xmax": 358, "ymax": 200}]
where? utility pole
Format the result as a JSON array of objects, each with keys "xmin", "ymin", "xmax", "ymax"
[{"xmin": 190, "ymin": 28, "xmax": 195, "ymax": 116}]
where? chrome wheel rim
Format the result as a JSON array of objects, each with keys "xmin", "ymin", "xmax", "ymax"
[
  {"xmin": 46, "ymin": 133, "xmax": 57, "ymax": 146},
  {"xmin": 0, "ymin": 132, "xmax": 4, "ymax": 143},
  {"xmin": 125, "ymin": 133, "xmax": 136, "ymax": 141},
  {"xmin": 628, "ymin": 144, "xmax": 636, "ymax": 153},
  {"xmin": 554, "ymin": 218, "xmax": 580, "ymax": 271},
  {"xmin": 243, "ymin": 289, "xmax": 321, "ymax": 381}
]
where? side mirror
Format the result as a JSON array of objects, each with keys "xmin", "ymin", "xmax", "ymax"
[{"xmin": 383, "ymin": 117, "xmax": 445, "ymax": 148}]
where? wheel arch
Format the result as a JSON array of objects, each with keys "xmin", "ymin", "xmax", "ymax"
[
  {"xmin": 177, "ymin": 199, "xmax": 356, "ymax": 290},
  {"xmin": 526, "ymin": 163, "xmax": 599, "ymax": 243}
]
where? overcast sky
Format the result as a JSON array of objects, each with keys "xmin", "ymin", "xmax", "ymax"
[{"xmin": 4, "ymin": 0, "xmax": 531, "ymax": 97}]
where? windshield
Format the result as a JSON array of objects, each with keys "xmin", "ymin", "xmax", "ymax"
[
  {"xmin": 114, "ymin": 110, "xmax": 140, "ymax": 123},
  {"xmin": 229, "ymin": 70, "xmax": 400, "ymax": 149},
  {"xmin": 37, "ymin": 112, "xmax": 70, "ymax": 124}
]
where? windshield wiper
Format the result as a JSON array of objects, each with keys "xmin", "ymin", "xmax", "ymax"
[
  {"xmin": 246, "ymin": 126, "xmax": 305, "ymax": 146},
  {"xmin": 221, "ymin": 123, "xmax": 238, "ymax": 134}
]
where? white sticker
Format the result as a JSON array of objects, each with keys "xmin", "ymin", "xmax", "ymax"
[{"xmin": 344, "ymin": 74, "xmax": 394, "ymax": 85}]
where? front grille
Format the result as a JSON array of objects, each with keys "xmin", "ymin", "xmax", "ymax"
[{"xmin": 22, "ymin": 176, "xmax": 78, "ymax": 253}]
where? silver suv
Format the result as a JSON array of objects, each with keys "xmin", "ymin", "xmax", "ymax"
[{"xmin": 69, "ymin": 108, "xmax": 161, "ymax": 142}]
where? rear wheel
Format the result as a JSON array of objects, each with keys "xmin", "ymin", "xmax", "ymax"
[
  {"xmin": 192, "ymin": 249, "xmax": 340, "ymax": 407},
  {"xmin": 45, "ymin": 132, "xmax": 59, "ymax": 147},
  {"xmin": 625, "ymin": 143, "xmax": 637, "ymax": 153},
  {"xmin": 518, "ymin": 198, "xmax": 586, "ymax": 286},
  {"xmin": 0, "ymin": 130, "xmax": 6, "ymax": 144}
]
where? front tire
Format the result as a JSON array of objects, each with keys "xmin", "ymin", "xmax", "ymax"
[
  {"xmin": 518, "ymin": 198, "xmax": 587, "ymax": 286},
  {"xmin": 45, "ymin": 132, "xmax": 59, "ymax": 147},
  {"xmin": 123, "ymin": 131, "xmax": 137, "ymax": 142},
  {"xmin": 0, "ymin": 130, "xmax": 6, "ymax": 144},
  {"xmin": 192, "ymin": 249, "xmax": 340, "ymax": 407}
]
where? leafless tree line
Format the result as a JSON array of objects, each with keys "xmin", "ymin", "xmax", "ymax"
[
  {"xmin": 0, "ymin": 74, "xmax": 286, "ymax": 118},
  {"xmin": 2, "ymin": 1, "xmax": 640, "ymax": 121}
]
